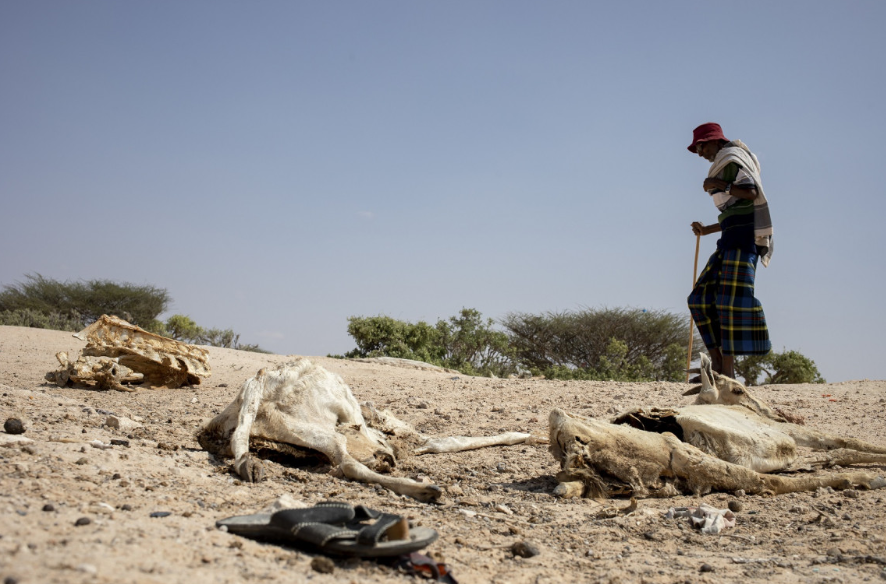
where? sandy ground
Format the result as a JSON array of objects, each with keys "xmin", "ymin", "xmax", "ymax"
[{"xmin": 2, "ymin": 325, "xmax": 886, "ymax": 584}]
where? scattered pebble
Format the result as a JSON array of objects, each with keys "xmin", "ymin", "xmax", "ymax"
[
  {"xmin": 120, "ymin": 504, "xmax": 133, "ymax": 511},
  {"xmin": 42, "ymin": 504, "xmax": 55, "ymax": 512},
  {"xmin": 311, "ymin": 556, "xmax": 335, "ymax": 574},
  {"xmin": 843, "ymin": 489, "xmax": 859, "ymax": 499},
  {"xmin": 76, "ymin": 564, "xmax": 97, "ymax": 575},
  {"xmin": 75, "ymin": 457, "xmax": 88, "ymax": 465},
  {"xmin": 74, "ymin": 517, "xmax": 92, "ymax": 526},
  {"xmin": 728, "ymin": 500, "xmax": 743, "ymax": 512},
  {"xmin": 4, "ymin": 418, "xmax": 25, "ymax": 434},
  {"xmin": 150, "ymin": 511, "xmax": 172, "ymax": 518},
  {"xmin": 110, "ymin": 439, "xmax": 130, "ymax": 447},
  {"xmin": 511, "ymin": 541, "xmax": 540, "ymax": 558},
  {"xmin": 4, "ymin": 577, "xmax": 19, "ymax": 584},
  {"xmin": 700, "ymin": 563, "xmax": 715, "ymax": 573}
]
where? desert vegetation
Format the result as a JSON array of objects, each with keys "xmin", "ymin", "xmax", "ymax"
[{"xmin": 0, "ymin": 274, "xmax": 267, "ymax": 353}]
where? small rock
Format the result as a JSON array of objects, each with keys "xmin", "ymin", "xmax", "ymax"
[
  {"xmin": 843, "ymin": 489, "xmax": 859, "ymax": 499},
  {"xmin": 734, "ymin": 489, "xmax": 746, "ymax": 497},
  {"xmin": 496, "ymin": 462, "xmax": 508, "ymax": 473},
  {"xmin": 728, "ymin": 500, "xmax": 743, "ymax": 513},
  {"xmin": 75, "ymin": 457, "xmax": 89, "ymax": 465},
  {"xmin": 447, "ymin": 485, "xmax": 464, "ymax": 496},
  {"xmin": 5, "ymin": 577, "xmax": 20, "ymax": 584},
  {"xmin": 106, "ymin": 415, "xmax": 141, "ymax": 432},
  {"xmin": 150, "ymin": 511, "xmax": 171, "ymax": 518},
  {"xmin": 157, "ymin": 442, "xmax": 179, "ymax": 451},
  {"xmin": 74, "ymin": 517, "xmax": 92, "ymax": 526},
  {"xmin": 643, "ymin": 531, "xmax": 657, "ymax": 541},
  {"xmin": 112, "ymin": 473, "xmax": 122, "ymax": 480},
  {"xmin": 511, "ymin": 541, "xmax": 540, "ymax": 558},
  {"xmin": 120, "ymin": 504, "xmax": 133, "ymax": 511},
  {"xmin": 311, "ymin": 556, "xmax": 335, "ymax": 574},
  {"xmin": 700, "ymin": 563, "xmax": 715, "ymax": 573},
  {"xmin": 42, "ymin": 503, "xmax": 55, "ymax": 512},
  {"xmin": 843, "ymin": 513, "xmax": 852, "ymax": 521},
  {"xmin": 4, "ymin": 418, "xmax": 25, "ymax": 435},
  {"xmin": 110, "ymin": 439, "xmax": 130, "ymax": 447},
  {"xmin": 76, "ymin": 564, "xmax": 97, "ymax": 574}
]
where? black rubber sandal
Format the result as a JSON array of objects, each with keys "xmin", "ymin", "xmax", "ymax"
[{"xmin": 217, "ymin": 501, "xmax": 438, "ymax": 558}]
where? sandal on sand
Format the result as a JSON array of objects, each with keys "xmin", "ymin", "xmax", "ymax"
[{"xmin": 217, "ymin": 501, "xmax": 438, "ymax": 557}]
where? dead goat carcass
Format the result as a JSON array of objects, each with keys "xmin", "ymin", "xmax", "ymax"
[
  {"xmin": 198, "ymin": 358, "xmax": 537, "ymax": 502},
  {"xmin": 550, "ymin": 409, "xmax": 886, "ymax": 499},
  {"xmin": 45, "ymin": 315, "xmax": 211, "ymax": 390},
  {"xmin": 550, "ymin": 355, "xmax": 886, "ymax": 499}
]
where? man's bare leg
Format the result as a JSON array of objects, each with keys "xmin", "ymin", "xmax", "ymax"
[
  {"xmin": 709, "ymin": 348, "xmax": 723, "ymax": 374},
  {"xmin": 721, "ymin": 354, "xmax": 735, "ymax": 379}
]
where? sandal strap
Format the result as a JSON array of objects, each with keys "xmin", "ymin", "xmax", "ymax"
[
  {"xmin": 356, "ymin": 513, "xmax": 402, "ymax": 546},
  {"xmin": 269, "ymin": 503, "xmax": 355, "ymax": 530},
  {"xmin": 288, "ymin": 522, "xmax": 359, "ymax": 547}
]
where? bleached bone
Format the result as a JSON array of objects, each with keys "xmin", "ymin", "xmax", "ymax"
[
  {"xmin": 45, "ymin": 351, "xmax": 143, "ymax": 391},
  {"xmin": 46, "ymin": 315, "xmax": 211, "ymax": 389},
  {"xmin": 199, "ymin": 358, "xmax": 538, "ymax": 502}
]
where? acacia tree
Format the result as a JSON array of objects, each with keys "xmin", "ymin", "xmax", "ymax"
[
  {"xmin": 501, "ymin": 307, "xmax": 698, "ymax": 381},
  {"xmin": 0, "ymin": 274, "xmax": 169, "ymax": 329}
]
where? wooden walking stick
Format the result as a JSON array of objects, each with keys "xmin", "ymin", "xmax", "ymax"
[{"xmin": 686, "ymin": 233, "xmax": 701, "ymax": 382}]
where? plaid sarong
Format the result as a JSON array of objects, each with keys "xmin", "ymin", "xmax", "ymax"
[{"xmin": 688, "ymin": 248, "xmax": 771, "ymax": 356}]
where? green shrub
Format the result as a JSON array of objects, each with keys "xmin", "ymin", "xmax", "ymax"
[
  {"xmin": 501, "ymin": 307, "xmax": 699, "ymax": 382},
  {"xmin": 736, "ymin": 350, "xmax": 825, "ymax": 385},
  {"xmin": 344, "ymin": 309, "xmax": 516, "ymax": 377},
  {"xmin": 0, "ymin": 274, "xmax": 169, "ymax": 329},
  {"xmin": 0, "ymin": 308, "xmax": 82, "ymax": 332}
]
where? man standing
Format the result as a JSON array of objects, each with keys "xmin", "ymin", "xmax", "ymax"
[{"xmin": 687, "ymin": 123, "xmax": 773, "ymax": 379}]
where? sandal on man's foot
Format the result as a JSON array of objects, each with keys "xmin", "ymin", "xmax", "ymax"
[{"xmin": 217, "ymin": 501, "xmax": 438, "ymax": 557}]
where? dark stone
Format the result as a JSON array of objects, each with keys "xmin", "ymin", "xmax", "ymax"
[
  {"xmin": 728, "ymin": 500, "xmax": 743, "ymax": 512},
  {"xmin": 311, "ymin": 556, "xmax": 335, "ymax": 574},
  {"xmin": 74, "ymin": 517, "xmax": 92, "ymax": 526},
  {"xmin": 700, "ymin": 563, "xmax": 715, "ymax": 573},
  {"xmin": 42, "ymin": 504, "xmax": 55, "ymax": 512},
  {"xmin": 110, "ymin": 439, "xmax": 130, "ymax": 447},
  {"xmin": 4, "ymin": 418, "xmax": 25, "ymax": 435},
  {"xmin": 121, "ymin": 504, "xmax": 133, "ymax": 511},
  {"xmin": 150, "ymin": 511, "xmax": 171, "ymax": 518},
  {"xmin": 511, "ymin": 541, "xmax": 541, "ymax": 558}
]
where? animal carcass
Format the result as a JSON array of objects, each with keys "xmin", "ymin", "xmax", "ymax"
[
  {"xmin": 198, "ymin": 358, "xmax": 537, "ymax": 502},
  {"xmin": 549, "ymin": 354, "xmax": 886, "ymax": 499},
  {"xmin": 45, "ymin": 315, "xmax": 211, "ymax": 390}
]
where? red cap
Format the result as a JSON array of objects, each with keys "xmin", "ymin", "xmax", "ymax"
[{"xmin": 688, "ymin": 122, "xmax": 728, "ymax": 153}]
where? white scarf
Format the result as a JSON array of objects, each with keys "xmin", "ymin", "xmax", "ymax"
[{"xmin": 708, "ymin": 140, "xmax": 774, "ymax": 267}]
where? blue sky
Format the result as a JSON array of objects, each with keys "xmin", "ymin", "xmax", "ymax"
[{"xmin": 2, "ymin": 1, "xmax": 884, "ymax": 382}]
